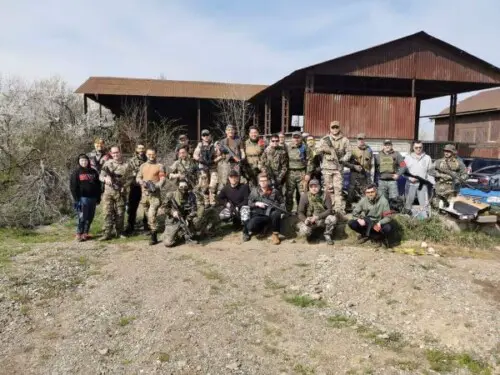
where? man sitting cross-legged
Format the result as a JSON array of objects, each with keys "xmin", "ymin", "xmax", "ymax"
[
  {"xmin": 296, "ymin": 178, "xmax": 338, "ymax": 245},
  {"xmin": 243, "ymin": 172, "xmax": 285, "ymax": 245},
  {"xmin": 348, "ymin": 184, "xmax": 393, "ymax": 248}
]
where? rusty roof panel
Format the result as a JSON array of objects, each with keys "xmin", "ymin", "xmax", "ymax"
[
  {"xmin": 75, "ymin": 77, "xmax": 267, "ymax": 100},
  {"xmin": 304, "ymin": 93, "xmax": 415, "ymax": 139}
]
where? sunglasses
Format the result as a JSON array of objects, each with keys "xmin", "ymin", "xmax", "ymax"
[
  {"xmin": 414, "ymin": 146, "xmax": 423, "ymax": 149},
  {"xmin": 331, "ymin": 126, "xmax": 339, "ymax": 129}
]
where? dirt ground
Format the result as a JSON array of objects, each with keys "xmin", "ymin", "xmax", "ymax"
[{"xmin": 1, "ymin": 225, "xmax": 499, "ymax": 375}]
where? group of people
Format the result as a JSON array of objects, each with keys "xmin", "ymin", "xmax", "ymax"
[{"xmin": 69, "ymin": 121, "xmax": 468, "ymax": 248}]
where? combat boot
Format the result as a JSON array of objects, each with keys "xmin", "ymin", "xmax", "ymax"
[
  {"xmin": 149, "ymin": 231, "xmax": 158, "ymax": 245},
  {"xmin": 271, "ymin": 232, "xmax": 281, "ymax": 245},
  {"xmin": 99, "ymin": 233, "xmax": 113, "ymax": 241},
  {"xmin": 324, "ymin": 234, "xmax": 334, "ymax": 245},
  {"xmin": 242, "ymin": 232, "xmax": 251, "ymax": 242}
]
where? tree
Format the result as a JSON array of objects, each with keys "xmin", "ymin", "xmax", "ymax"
[{"xmin": 212, "ymin": 90, "xmax": 256, "ymax": 139}]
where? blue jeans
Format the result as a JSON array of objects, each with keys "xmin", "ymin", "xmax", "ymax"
[{"xmin": 77, "ymin": 197, "xmax": 98, "ymax": 234}]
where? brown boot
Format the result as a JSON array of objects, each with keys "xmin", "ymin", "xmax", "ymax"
[{"xmin": 271, "ymin": 232, "xmax": 281, "ymax": 245}]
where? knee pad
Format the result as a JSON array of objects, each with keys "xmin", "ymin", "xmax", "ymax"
[
  {"xmin": 240, "ymin": 206, "xmax": 250, "ymax": 222},
  {"xmin": 219, "ymin": 207, "xmax": 232, "ymax": 221}
]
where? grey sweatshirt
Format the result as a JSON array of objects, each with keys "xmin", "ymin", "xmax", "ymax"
[{"xmin": 402, "ymin": 152, "xmax": 434, "ymax": 185}]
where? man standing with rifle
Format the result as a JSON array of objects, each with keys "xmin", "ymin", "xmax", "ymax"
[
  {"xmin": 163, "ymin": 179, "xmax": 203, "ymax": 247},
  {"xmin": 136, "ymin": 148, "xmax": 167, "ymax": 245},
  {"xmin": 241, "ymin": 126, "xmax": 265, "ymax": 186},
  {"xmin": 400, "ymin": 141, "xmax": 433, "ymax": 215},
  {"xmin": 348, "ymin": 184, "xmax": 393, "ymax": 248},
  {"xmin": 344, "ymin": 133, "xmax": 374, "ymax": 211},
  {"xmin": 429, "ymin": 144, "xmax": 468, "ymax": 207},
  {"xmin": 374, "ymin": 139, "xmax": 405, "ymax": 204},
  {"xmin": 99, "ymin": 146, "xmax": 133, "ymax": 240},
  {"xmin": 169, "ymin": 145, "xmax": 199, "ymax": 189},
  {"xmin": 193, "ymin": 129, "xmax": 222, "ymax": 207},
  {"xmin": 216, "ymin": 124, "xmax": 244, "ymax": 190},
  {"xmin": 285, "ymin": 131, "xmax": 313, "ymax": 212},
  {"xmin": 316, "ymin": 121, "xmax": 351, "ymax": 215},
  {"xmin": 243, "ymin": 172, "xmax": 287, "ymax": 244},
  {"xmin": 261, "ymin": 133, "xmax": 289, "ymax": 192}
]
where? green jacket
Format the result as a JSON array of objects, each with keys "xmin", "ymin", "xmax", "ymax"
[{"xmin": 352, "ymin": 194, "xmax": 392, "ymax": 225}]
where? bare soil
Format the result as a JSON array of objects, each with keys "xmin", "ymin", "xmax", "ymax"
[{"xmin": 1, "ymin": 228, "xmax": 499, "ymax": 375}]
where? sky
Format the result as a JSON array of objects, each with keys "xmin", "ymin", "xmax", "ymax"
[{"xmin": 2, "ymin": 0, "xmax": 500, "ymax": 138}]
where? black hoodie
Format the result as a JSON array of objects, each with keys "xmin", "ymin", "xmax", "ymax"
[{"xmin": 70, "ymin": 154, "xmax": 101, "ymax": 201}]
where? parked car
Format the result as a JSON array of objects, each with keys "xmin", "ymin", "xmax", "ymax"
[
  {"xmin": 465, "ymin": 165, "xmax": 500, "ymax": 190},
  {"xmin": 466, "ymin": 158, "xmax": 500, "ymax": 174}
]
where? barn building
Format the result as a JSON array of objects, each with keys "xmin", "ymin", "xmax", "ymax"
[
  {"xmin": 76, "ymin": 31, "xmax": 500, "ymax": 149},
  {"xmin": 431, "ymin": 88, "xmax": 500, "ymax": 158}
]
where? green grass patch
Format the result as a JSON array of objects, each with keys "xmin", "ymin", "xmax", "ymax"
[
  {"xmin": 118, "ymin": 316, "xmax": 136, "ymax": 327},
  {"xmin": 157, "ymin": 352, "xmax": 170, "ymax": 362},
  {"xmin": 199, "ymin": 269, "xmax": 225, "ymax": 283},
  {"xmin": 294, "ymin": 262, "xmax": 310, "ymax": 267},
  {"xmin": 327, "ymin": 314, "xmax": 357, "ymax": 328},
  {"xmin": 426, "ymin": 349, "xmax": 491, "ymax": 374},
  {"xmin": 284, "ymin": 294, "xmax": 327, "ymax": 308},
  {"xmin": 293, "ymin": 363, "xmax": 315, "ymax": 374}
]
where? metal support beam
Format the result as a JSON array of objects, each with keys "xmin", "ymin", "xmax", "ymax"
[
  {"xmin": 448, "ymin": 94, "xmax": 458, "ymax": 141},
  {"xmin": 305, "ymin": 73, "xmax": 315, "ymax": 93},
  {"xmin": 253, "ymin": 104, "xmax": 260, "ymax": 128},
  {"xmin": 281, "ymin": 90, "xmax": 290, "ymax": 133},
  {"xmin": 264, "ymin": 97, "xmax": 271, "ymax": 135},
  {"xmin": 84, "ymin": 94, "xmax": 88, "ymax": 115},
  {"xmin": 411, "ymin": 79, "xmax": 415, "ymax": 97},
  {"xmin": 197, "ymin": 99, "xmax": 201, "ymax": 141},
  {"xmin": 414, "ymin": 98, "xmax": 421, "ymax": 140},
  {"xmin": 144, "ymin": 98, "xmax": 149, "ymax": 143}
]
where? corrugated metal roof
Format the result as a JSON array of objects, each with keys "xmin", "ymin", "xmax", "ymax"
[
  {"xmin": 433, "ymin": 88, "xmax": 500, "ymax": 117},
  {"xmin": 75, "ymin": 77, "xmax": 268, "ymax": 100}
]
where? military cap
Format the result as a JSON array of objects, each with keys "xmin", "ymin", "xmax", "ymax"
[
  {"xmin": 309, "ymin": 179, "xmax": 320, "ymax": 186},
  {"xmin": 292, "ymin": 131, "xmax": 301, "ymax": 137},
  {"xmin": 357, "ymin": 133, "xmax": 366, "ymax": 139},
  {"xmin": 201, "ymin": 129, "xmax": 210, "ymax": 136},
  {"xmin": 226, "ymin": 124, "xmax": 234, "ymax": 130},
  {"xmin": 178, "ymin": 134, "xmax": 188, "ymax": 140},
  {"xmin": 229, "ymin": 169, "xmax": 240, "ymax": 177},
  {"xmin": 330, "ymin": 120, "xmax": 340, "ymax": 127},
  {"xmin": 383, "ymin": 139, "xmax": 392, "ymax": 145},
  {"xmin": 443, "ymin": 144, "xmax": 457, "ymax": 153}
]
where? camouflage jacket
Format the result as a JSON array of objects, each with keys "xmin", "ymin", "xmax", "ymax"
[
  {"xmin": 297, "ymin": 192, "xmax": 333, "ymax": 222},
  {"xmin": 164, "ymin": 190, "xmax": 203, "ymax": 220},
  {"xmin": 128, "ymin": 154, "xmax": 147, "ymax": 184},
  {"xmin": 87, "ymin": 150, "xmax": 111, "ymax": 172},
  {"xmin": 217, "ymin": 137, "xmax": 243, "ymax": 163},
  {"xmin": 169, "ymin": 158, "xmax": 198, "ymax": 180},
  {"xmin": 193, "ymin": 141, "xmax": 218, "ymax": 170},
  {"xmin": 242, "ymin": 138, "xmax": 265, "ymax": 170},
  {"xmin": 261, "ymin": 146, "xmax": 289, "ymax": 184},
  {"xmin": 316, "ymin": 133, "xmax": 351, "ymax": 170},
  {"xmin": 99, "ymin": 159, "xmax": 133, "ymax": 194},
  {"xmin": 430, "ymin": 157, "xmax": 468, "ymax": 184}
]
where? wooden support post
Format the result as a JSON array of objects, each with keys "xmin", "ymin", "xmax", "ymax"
[
  {"xmin": 305, "ymin": 73, "xmax": 315, "ymax": 93},
  {"xmin": 448, "ymin": 94, "xmax": 457, "ymax": 141},
  {"xmin": 281, "ymin": 90, "xmax": 290, "ymax": 133},
  {"xmin": 411, "ymin": 79, "xmax": 416, "ymax": 97},
  {"xmin": 253, "ymin": 104, "xmax": 260, "ymax": 128},
  {"xmin": 197, "ymin": 99, "xmax": 201, "ymax": 141},
  {"xmin": 414, "ymin": 98, "xmax": 421, "ymax": 140},
  {"xmin": 84, "ymin": 94, "xmax": 88, "ymax": 114},
  {"xmin": 144, "ymin": 98, "xmax": 149, "ymax": 143},
  {"xmin": 264, "ymin": 97, "xmax": 271, "ymax": 135}
]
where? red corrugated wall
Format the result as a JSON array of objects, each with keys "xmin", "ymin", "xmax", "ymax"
[{"xmin": 304, "ymin": 93, "xmax": 416, "ymax": 139}]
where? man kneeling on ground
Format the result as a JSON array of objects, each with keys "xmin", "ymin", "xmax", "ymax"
[
  {"xmin": 296, "ymin": 178, "xmax": 337, "ymax": 245},
  {"xmin": 243, "ymin": 172, "xmax": 285, "ymax": 245},
  {"xmin": 217, "ymin": 170, "xmax": 251, "ymax": 228},
  {"xmin": 348, "ymin": 184, "xmax": 393, "ymax": 248}
]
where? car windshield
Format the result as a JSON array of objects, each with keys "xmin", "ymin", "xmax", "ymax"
[{"xmin": 473, "ymin": 165, "xmax": 500, "ymax": 175}]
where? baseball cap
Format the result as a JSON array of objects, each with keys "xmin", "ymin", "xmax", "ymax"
[
  {"xmin": 309, "ymin": 179, "xmax": 320, "ymax": 186},
  {"xmin": 201, "ymin": 129, "xmax": 210, "ymax": 136},
  {"xmin": 383, "ymin": 139, "xmax": 392, "ymax": 145},
  {"xmin": 357, "ymin": 133, "xmax": 365, "ymax": 139},
  {"xmin": 229, "ymin": 170, "xmax": 240, "ymax": 177},
  {"xmin": 292, "ymin": 131, "xmax": 301, "ymax": 137},
  {"xmin": 330, "ymin": 121, "xmax": 340, "ymax": 128}
]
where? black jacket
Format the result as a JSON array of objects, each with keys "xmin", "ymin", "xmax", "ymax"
[
  {"xmin": 217, "ymin": 183, "xmax": 250, "ymax": 208},
  {"xmin": 70, "ymin": 167, "xmax": 101, "ymax": 201}
]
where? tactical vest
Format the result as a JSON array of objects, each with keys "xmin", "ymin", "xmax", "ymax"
[
  {"xmin": 379, "ymin": 152, "xmax": 397, "ymax": 174},
  {"xmin": 288, "ymin": 143, "xmax": 307, "ymax": 170},
  {"xmin": 352, "ymin": 146, "xmax": 373, "ymax": 170},
  {"xmin": 140, "ymin": 162, "xmax": 163, "ymax": 183},
  {"xmin": 437, "ymin": 157, "xmax": 460, "ymax": 172},
  {"xmin": 306, "ymin": 193, "xmax": 327, "ymax": 217},
  {"xmin": 244, "ymin": 139, "xmax": 263, "ymax": 168},
  {"xmin": 221, "ymin": 137, "xmax": 242, "ymax": 160},
  {"xmin": 199, "ymin": 142, "xmax": 216, "ymax": 167},
  {"xmin": 102, "ymin": 160, "xmax": 129, "ymax": 193},
  {"xmin": 173, "ymin": 191, "xmax": 196, "ymax": 215},
  {"xmin": 323, "ymin": 135, "xmax": 348, "ymax": 159}
]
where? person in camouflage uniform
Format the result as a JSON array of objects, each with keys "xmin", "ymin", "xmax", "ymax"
[
  {"xmin": 316, "ymin": 120, "xmax": 352, "ymax": 214},
  {"xmin": 136, "ymin": 148, "xmax": 167, "ymax": 245},
  {"xmin": 125, "ymin": 144, "xmax": 148, "ymax": 234},
  {"xmin": 296, "ymin": 179, "xmax": 337, "ymax": 245},
  {"xmin": 193, "ymin": 129, "xmax": 222, "ymax": 206},
  {"xmin": 374, "ymin": 139, "xmax": 405, "ymax": 203},
  {"xmin": 174, "ymin": 134, "xmax": 195, "ymax": 160},
  {"xmin": 306, "ymin": 135, "xmax": 322, "ymax": 182},
  {"xmin": 429, "ymin": 144, "xmax": 468, "ymax": 207},
  {"xmin": 260, "ymin": 133, "xmax": 289, "ymax": 191},
  {"xmin": 285, "ymin": 131, "xmax": 313, "ymax": 212},
  {"xmin": 216, "ymin": 124, "xmax": 244, "ymax": 190},
  {"xmin": 87, "ymin": 137, "xmax": 111, "ymax": 173},
  {"xmin": 99, "ymin": 146, "xmax": 133, "ymax": 240},
  {"xmin": 278, "ymin": 132, "xmax": 288, "ymax": 152},
  {"xmin": 345, "ymin": 133, "xmax": 374, "ymax": 210},
  {"xmin": 163, "ymin": 179, "xmax": 205, "ymax": 247},
  {"xmin": 241, "ymin": 126, "xmax": 265, "ymax": 186},
  {"xmin": 169, "ymin": 145, "xmax": 199, "ymax": 189}
]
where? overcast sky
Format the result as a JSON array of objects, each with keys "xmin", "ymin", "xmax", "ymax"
[{"xmin": 2, "ymin": 0, "xmax": 500, "ymax": 138}]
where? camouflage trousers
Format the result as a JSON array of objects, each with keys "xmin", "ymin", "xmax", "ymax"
[
  {"xmin": 296, "ymin": 215, "xmax": 337, "ymax": 238},
  {"xmin": 140, "ymin": 192, "xmax": 161, "ymax": 232},
  {"xmin": 378, "ymin": 180, "xmax": 399, "ymax": 201},
  {"xmin": 163, "ymin": 215, "xmax": 206, "ymax": 247},
  {"xmin": 432, "ymin": 182, "xmax": 456, "ymax": 208},
  {"xmin": 198, "ymin": 168, "xmax": 218, "ymax": 205},
  {"xmin": 285, "ymin": 169, "xmax": 306, "ymax": 212},
  {"xmin": 102, "ymin": 189, "xmax": 127, "ymax": 236},
  {"xmin": 323, "ymin": 169, "xmax": 345, "ymax": 212}
]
